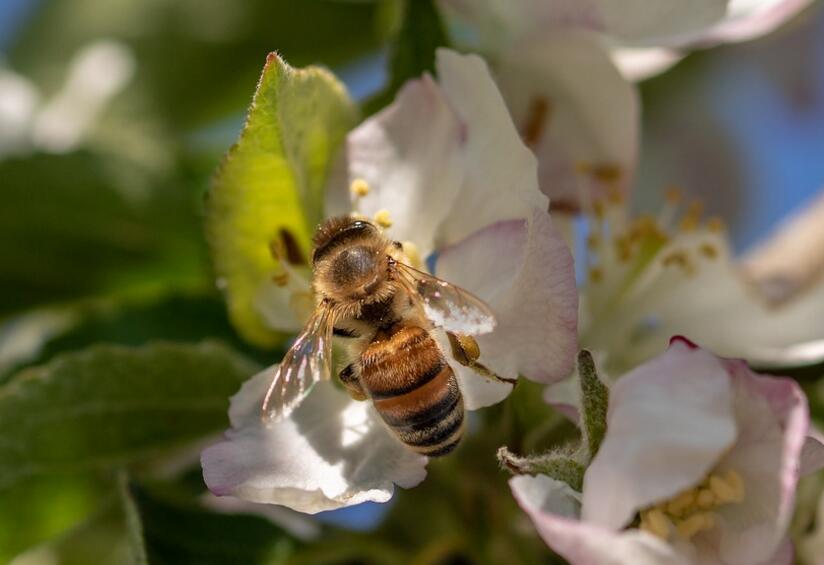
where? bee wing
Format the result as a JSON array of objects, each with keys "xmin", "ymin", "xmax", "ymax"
[
  {"xmin": 260, "ymin": 304, "xmax": 335, "ymax": 423},
  {"xmin": 395, "ymin": 261, "xmax": 496, "ymax": 335}
]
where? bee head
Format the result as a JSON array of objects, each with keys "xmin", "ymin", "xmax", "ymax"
[{"xmin": 312, "ymin": 217, "xmax": 390, "ymax": 302}]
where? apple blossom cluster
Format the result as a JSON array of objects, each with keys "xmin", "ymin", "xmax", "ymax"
[{"xmin": 201, "ymin": 1, "xmax": 824, "ymax": 563}]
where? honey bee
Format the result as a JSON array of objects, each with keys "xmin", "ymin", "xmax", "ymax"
[{"xmin": 261, "ymin": 216, "xmax": 514, "ymax": 457}]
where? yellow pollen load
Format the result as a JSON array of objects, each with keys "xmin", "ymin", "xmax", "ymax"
[
  {"xmin": 350, "ymin": 178, "xmax": 370, "ymax": 198},
  {"xmin": 374, "ymin": 209, "xmax": 393, "ymax": 229},
  {"xmin": 638, "ymin": 469, "xmax": 745, "ymax": 542}
]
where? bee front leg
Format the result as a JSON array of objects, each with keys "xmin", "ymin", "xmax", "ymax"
[
  {"xmin": 338, "ymin": 363, "xmax": 368, "ymax": 401},
  {"xmin": 447, "ymin": 332, "xmax": 517, "ymax": 386}
]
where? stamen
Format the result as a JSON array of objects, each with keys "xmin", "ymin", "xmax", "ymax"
[
  {"xmin": 665, "ymin": 186, "xmax": 683, "ymax": 204},
  {"xmin": 679, "ymin": 200, "xmax": 704, "ymax": 232},
  {"xmin": 699, "ymin": 243, "xmax": 718, "ymax": 259},
  {"xmin": 675, "ymin": 512, "xmax": 714, "ymax": 539},
  {"xmin": 400, "ymin": 241, "xmax": 423, "ymax": 270},
  {"xmin": 588, "ymin": 267, "xmax": 604, "ymax": 283},
  {"xmin": 272, "ymin": 272, "xmax": 290, "ymax": 287},
  {"xmin": 640, "ymin": 508, "xmax": 672, "ymax": 539},
  {"xmin": 374, "ymin": 209, "xmax": 393, "ymax": 229},
  {"xmin": 522, "ymin": 96, "xmax": 550, "ymax": 148},
  {"xmin": 636, "ymin": 468, "xmax": 745, "ymax": 542},
  {"xmin": 350, "ymin": 178, "xmax": 370, "ymax": 198},
  {"xmin": 706, "ymin": 216, "xmax": 726, "ymax": 233}
]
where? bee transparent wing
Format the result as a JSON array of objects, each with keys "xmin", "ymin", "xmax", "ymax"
[
  {"xmin": 260, "ymin": 305, "xmax": 335, "ymax": 423},
  {"xmin": 395, "ymin": 261, "xmax": 496, "ymax": 335}
]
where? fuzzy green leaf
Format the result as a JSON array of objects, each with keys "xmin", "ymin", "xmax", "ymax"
[
  {"xmin": 0, "ymin": 342, "xmax": 258, "ymax": 491},
  {"xmin": 578, "ymin": 350, "xmax": 609, "ymax": 460},
  {"xmin": 205, "ymin": 54, "xmax": 357, "ymax": 347}
]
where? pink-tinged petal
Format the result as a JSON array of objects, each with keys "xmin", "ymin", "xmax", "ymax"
[
  {"xmin": 800, "ymin": 429, "xmax": 824, "ymax": 476},
  {"xmin": 594, "ymin": 0, "xmax": 728, "ymax": 44},
  {"xmin": 434, "ymin": 49, "xmax": 548, "ymax": 246},
  {"xmin": 511, "ymin": 475, "xmax": 689, "ymax": 565},
  {"xmin": 436, "ymin": 209, "xmax": 578, "ymax": 401},
  {"xmin": 708, "ymin": 362, "xmax": 810, "ymax": 565},
  {"xmin": 202, "ymin": 376, "xmax": 427, "ymax": 514},
  {"xmin": 582, "ymin": 340, "xmax": 737, "ymax": 530},
  {"xmin": 543, "ymin": 375, "xmax": 581, "ymax": 423},
  {"xmin": 611, "ymin": 46, "xmax": 684, "ymax": 81},
  {"xmin": 677, "ymin": 0, "xmax": 814, "ymax": 46},
  {"xmin": 328, "ymin": 75, "xmax": 465, "ymax": 258},
  {"xmin": 495, "ymin": 30, "xmax": 639, "ymax": 208}
]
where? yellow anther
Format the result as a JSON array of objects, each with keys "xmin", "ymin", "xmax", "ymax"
[
  {"xmin": 699, "ymin": 243, "xmax": 718, "ymax": 259},
  {"xmin": 400, "ymin": 241, "xmax": 423, "ymax": 270},
  {"xmin": 587, "ymin": 234, "xmax": 601, "ymax": 250},
  {"xmin": 350, "ymin": 178, "xmax": 370, "ymax": 197},
  {"xmin": 723, "ymin": 470, "xmax": 745, "ymax": 501},
  {"xmin": 706, "ymin": 216, "xmax": 726, "ymax": 233},
  {"xmin": 666, "ymin": 489, "xmax": 696, "ymax": 517},
  {"xmin": 709, "ymin": 472, "xmax": 744, "ymax": 504},
  {"xmin": 272, "ymin": 272, "xmax": 290, "ymax": 287},
  {"xmin": 592, "ymin": 200, "xmax": 605, "ymax": 220},
  {"xmin": 662, "ymin": 250, "xmax": 688, "ymax": 268},
  {"xmin": 594, "ymin": 164, "xmax": 624, "ymax": 185},
  {"xmin": 640, "ymin": 508, "xmax": 671, "ymax": 539},
  {"xmin": 696, "ymin": 488, "xmax": 716, "ymax": 509},
  {"xmin": 665, "ymin": 186, "xmax": 683, "ymax": 203},
  {"xmin": 675, "ymin": 512, "xmax": 715, "ymax": 540},
  {"xmin": 576, "ymin": 161, "xmax": 594, "ymax": 174},
  {"xmin": 374, "ymin": 209, "xmax": 393, "ymax": 228},
  {"xmin": 589, "ymin": 267, "xmax": 604, "ymax": 283}
]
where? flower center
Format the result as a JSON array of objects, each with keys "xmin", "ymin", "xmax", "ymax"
[
  {"xmin": 638, "ymin": 468, "xmax": 745, "ymax": 541},
  {"xmin": 580, "ymin": 188, "xmax": 727, "ymax": 356}
]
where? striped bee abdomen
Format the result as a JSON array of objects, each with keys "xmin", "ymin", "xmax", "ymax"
[{"xmin": 360, "ymin": 325, "xmax": 464, "ymax": 457}]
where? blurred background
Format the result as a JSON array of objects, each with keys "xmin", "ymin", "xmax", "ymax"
[{"xmin": 1, "ymin": 0, "xmax": 823, "ymax": 563}]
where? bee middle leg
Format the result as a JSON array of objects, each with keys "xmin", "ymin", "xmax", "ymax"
[
  {"xmin": 338, "ymin": 363, "xmax": 368, "ymax": 401},
  {"xmin": 447, "ymin": 332, "xmax": 517, "ymax": 386}
]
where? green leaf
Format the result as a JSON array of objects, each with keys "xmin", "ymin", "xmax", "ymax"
[
  {"xmin": 0, "ymin": 473, "xmax": 110, "ymax": 563},
  {"xmin": 119, "ymin": 473, "xmax": 150, "ymax": 565},
  {"xmin": 0, "ymin": 151, "xmax": 210, "ymax": 316},
  {"xmin": 1, "ymin": 293, "xmax": 275, "ymax": 383},
  {"xmin": 0, "ymin": 341, "xmax": 258, "ymax": 491},
  {"xmin": 578, "ymin": 349, "xmax": 609, "ymax": 460},
  {"xmin": 9, "ymin": 0, "xmax": 383, "ymax": 130},
  {"xmin": 497, "ymin": 447, "xmax": 585, "ymax": 492},
  {"xmin": 388, "ymin": 0, "xmax": 449, "ymax": 90},
  {"xmin": 125, "ymin": 480, "xmax": 296, "ymax": 565},
  {"xmin": 365, "ymin": 0, "xmax": 450, "ymax": 114},
  {"xmin": 206, "ymin": 54, "xmax": 357, "ymax": 347}
]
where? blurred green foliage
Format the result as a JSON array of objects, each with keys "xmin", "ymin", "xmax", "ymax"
[{"xmin": 1, "ymin": 0, "xmax": 822, "ymax": 564}]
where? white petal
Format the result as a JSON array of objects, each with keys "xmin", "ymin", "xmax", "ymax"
[
  {"xmin": 495, "ymin": 30, "xmax": 639, "ymax": 208},
  {"xmin": 594, "ymin": 0, "xmax": 729, "ymax": 45},
  {"xmin": 710, "ymin": 362, "xmax": 811, "ymax": 565},
  {"xmin": 511, "ymin": 475, "xmax": 688, "ymax": 565},
  {"xmin": 582, "ymin": 340, "xmax": 737, "ymax": 529},
  {"xmin": 330, "ymin": 75, "xmax": 465, "ymax": 257},
  {"xmin": 434, "ymin": 49, "xmax": 548, "ymax": 245},
  {"xmin": 435, "ymin": 210, "xmax": 578, "ymax": 400},
  {"xmin": 202, "ymin": 376, "xmax": 427, "ymax": 514},
  {"xmin": 611, "ymin": 46, "xmax": 684, "ymax": 81},
  {"xmin": 701, "ymin": 0, "xmax": 813, "ymax": 44}
]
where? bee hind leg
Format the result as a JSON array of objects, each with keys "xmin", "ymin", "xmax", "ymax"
[
  {"xmin": 447, "ymin": 332, "xmax": 517, "ymax": 386},
  {"xmin": 338, "ymin": 363, "xmax": 368, "ymax": 401}
]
